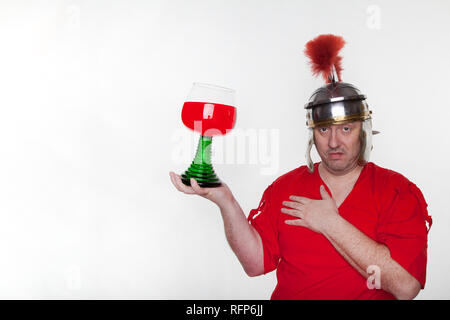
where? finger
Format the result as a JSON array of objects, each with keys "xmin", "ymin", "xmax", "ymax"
[
  {"xmin": 169, "ymin": 172, "xmax": 191, "ymax": 193},
  {"xmin": 284, "ymin": 219, "xmax": 306, "ymax": 227},
  {"xmin": 281, "ymin": 207, "xmax": 303, "ymax": 218},
  {"xmin": 169, "ymin": 172, "xmax": 196, "ymax": 194},
  {"xmin": 190, "ymin": 178, "xmax": 209, "ymax": 196},
  {"xmin": 282, "ymin": 200, "xmax": 303, "ymax": 210},
  {"xmin": 169, "ymin": 171, "xmax": 178, "ymax": 188},
  {"xmin": 288, "ymin": 195, "xmax": 310, "ymax": 204},
  {"xmin": 319, "ymin": 185, "xmax": 331, "ymax": 200}
]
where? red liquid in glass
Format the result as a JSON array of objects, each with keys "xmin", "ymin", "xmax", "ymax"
[{"xmin": 181, "ymin": 101, "xmax": 236, "ymax": 136}]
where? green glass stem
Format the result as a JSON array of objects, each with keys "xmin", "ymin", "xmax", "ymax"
[{"xmin": 181, "ymin": 135, "xmax": 222, "ymax": 188}]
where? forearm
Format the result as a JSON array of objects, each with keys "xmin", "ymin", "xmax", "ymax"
[
  {"xmin": 218, "ymin": 198, "xmax": 264, "ymax": 276},
  {"xmin": 323, "ymin": 215, "xmax": 420, "ymax": 299},
  {"xmin": 326, "ymin": 240, "xmax": 367, "ymax": 276},
  {"xmin": 323, "ymin": 217, "xmax": 379, "ymax": 278}
]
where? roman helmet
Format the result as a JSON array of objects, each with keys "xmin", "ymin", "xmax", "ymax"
[{"xmin": 303, "ymin": 34, "xmax": 379, "ymax": 172}]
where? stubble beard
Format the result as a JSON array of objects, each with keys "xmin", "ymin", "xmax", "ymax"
[
  {"xmin": 320, "ymin": 147, "xmax": 361, "ymax": 175},
  {"xmin": 322, "ymin": 155, "xmax": 355, "ymax": 174}
]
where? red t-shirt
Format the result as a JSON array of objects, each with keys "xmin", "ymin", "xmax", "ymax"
[{"xmin": 248, "ymin": 162, "xmax": 432, "ymax": 300}]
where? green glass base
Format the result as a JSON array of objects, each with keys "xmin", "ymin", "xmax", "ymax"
[{"xmin": 181, "ymin": 135, "xmax": 222, "ymax": 188}]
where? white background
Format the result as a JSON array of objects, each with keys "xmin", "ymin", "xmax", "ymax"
[{"xmin": 0, "ymin": 0, "xmax": 448, "ymax": 299}]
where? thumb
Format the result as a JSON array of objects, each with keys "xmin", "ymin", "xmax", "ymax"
[{"xmin": 320, "ymin": 185, "xmax": 331, "ymax": 200}]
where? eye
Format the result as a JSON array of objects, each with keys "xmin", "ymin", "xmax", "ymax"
[
  {"xmin": 342, "ymin": 126, "xmax": 351, "ymax": 132},
  {"xmin": 318, "ymin": 127, "xmax": 328, "ymax": 133}
]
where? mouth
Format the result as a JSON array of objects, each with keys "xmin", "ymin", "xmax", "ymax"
[{"xmin": 328, "ymin": 152, "xmax": 344, "ymax": 159}]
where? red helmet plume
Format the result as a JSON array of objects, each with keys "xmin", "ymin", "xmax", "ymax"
[{"xmin": 304, "ymin": 34, "xmax": 346, "ymax": 83}]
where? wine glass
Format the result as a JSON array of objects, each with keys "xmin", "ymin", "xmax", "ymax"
[{"xmin": 180, "ymin": 82, "xmax": 236, "ymax": 187}]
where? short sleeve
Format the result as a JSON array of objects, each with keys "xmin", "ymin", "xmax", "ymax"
[
  {"xmin": 247, "ymin": 183, "xmax": 280, "ymax": 274},
  {"xmin": 376, "ymin": 180, "xmax": 432, "ymax": 288}
]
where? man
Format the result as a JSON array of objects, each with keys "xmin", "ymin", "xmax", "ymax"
[{"xmin": 169, "ymin": 34, "xmax": 432, "ymax": 299}]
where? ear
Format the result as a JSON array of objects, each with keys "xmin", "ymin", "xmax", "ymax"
[{"xmin": 320, "ymin": 185, "xmax": 331, "ymax": 200}]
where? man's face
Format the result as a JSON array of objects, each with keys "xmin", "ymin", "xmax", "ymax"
[{"xmin": 313, "ymin": 121, "xmax": 362, "ymax": 175}]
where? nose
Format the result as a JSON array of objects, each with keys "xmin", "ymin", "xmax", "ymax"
[{"xmin": 328, "ymin": 128, "xmax": 340, "ymax": 149}]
